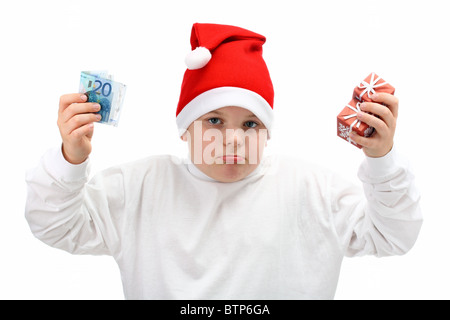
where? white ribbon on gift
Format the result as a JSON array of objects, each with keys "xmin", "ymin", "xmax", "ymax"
[
  {"xmin": 357, "ymin": 72, "xmax": 389, "ymax": 99},
  {"xmin": 343, "ymin": 102, "xmax": 362, "ymax": 145}
]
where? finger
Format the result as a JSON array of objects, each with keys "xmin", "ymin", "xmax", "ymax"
[
  {"xmin": 370, "ymin": 92, "xmax": 399, "ymax": 118},
  {"xmin": 59, "ymin": 93, "xmax": 88, "ymax": 113},
  {"xmin": 61, "ymin": 102, "xmax": 101, "ymax": 123},
  {"xmin": 348, "ymin": 130, "xmax": 364, "ymax": 146},
  {"xmin": 356, "ymin": 111, "xmax": 389, "ymax": 136},
  {"xmin": 360, "ymin": 102, "xmax": 396, "ymax": 129},
  {"xmin": 65, "ymin": 113, "xmax": 101, "ymax": 135},
  {"xmin": 349, "ymin": 130, "xmax": 374, "ymax": 149},
  {"xmin": 71, "ymin": 122, "xmax": 95, "ymax": 139}
]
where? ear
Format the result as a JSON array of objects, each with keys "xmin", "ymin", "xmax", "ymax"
[{"xmin": 181, "ymin": 133, "xmax": 188, "ymax": 142}]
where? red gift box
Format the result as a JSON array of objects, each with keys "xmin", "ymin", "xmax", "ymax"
[
  {"xmin": 353, "ymin": 72, "xmax": 395, "ymax": 102},
  {"xmin": 337, "ymin": 72, "xmax": 395, "ymax": 148},
  {"xmin": 337, "ymin": 98, "xmax": 375, "ymax": 149}
]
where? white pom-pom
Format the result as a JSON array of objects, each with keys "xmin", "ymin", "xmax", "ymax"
[{"xmin": 185, "ymin": 47, "xmax": 211, "ymax": 70}]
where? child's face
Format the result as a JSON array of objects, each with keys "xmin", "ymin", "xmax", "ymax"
[{"xmin": 182, "ymin": 106, "xmax": 268, "ymax": 183}]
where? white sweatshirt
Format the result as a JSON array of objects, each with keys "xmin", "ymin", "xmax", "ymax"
[{"xmin": 25, "ymin": 146, "xmax": 422, "ymax": 300}]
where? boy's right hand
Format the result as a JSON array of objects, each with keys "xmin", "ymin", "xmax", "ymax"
[{"xmin": 57, "ymin": 93, "xmax": 102, "ymax": 164}]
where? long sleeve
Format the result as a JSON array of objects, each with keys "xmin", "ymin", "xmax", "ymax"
[
  {"xmin": 24, "ymin": 147, "xmax": 122, "ymax": 256},
  {"xmin": 331, "ymin": 146, "xmax": 423, "ymax": 257}
]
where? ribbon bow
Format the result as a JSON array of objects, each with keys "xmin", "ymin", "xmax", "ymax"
[
  {"xmin": 343, "ymin": 102, "xmax": 362, "ymax": 145},
  {"xmin": 357, "ymin": 73, "xmax": 388, "ymax": 99}
]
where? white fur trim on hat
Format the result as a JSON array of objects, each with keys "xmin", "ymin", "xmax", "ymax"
[{"xmin": 176, "ymin": 86, "xmax": 274, "ymax": 137}]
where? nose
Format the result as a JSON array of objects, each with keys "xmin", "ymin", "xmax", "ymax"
[{"xmin": 224, "ymin": 128, "xmax": 244, "ymax": 148}]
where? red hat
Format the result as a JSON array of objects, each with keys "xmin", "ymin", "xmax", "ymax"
[{"xmin": 176, "ymin": 23, "xmax": 274, "ymax": 136}]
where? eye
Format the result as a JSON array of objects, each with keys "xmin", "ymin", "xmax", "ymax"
[
  {"xmin": 244, "ymin": 121, "xmax": 258, "ymax": 128},
  {"xmin": 208, "ymin": 118, "xmax": 222, "ymax": 125}
]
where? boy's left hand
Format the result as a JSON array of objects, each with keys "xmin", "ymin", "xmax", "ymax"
[{"xmin": 349, "ymin": 92, "xmax": 398, "ymax": 158}]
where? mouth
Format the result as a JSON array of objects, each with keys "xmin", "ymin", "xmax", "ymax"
[{"xmin": 220, "ymin": 155, "xmax": 246, "ymax": 164}]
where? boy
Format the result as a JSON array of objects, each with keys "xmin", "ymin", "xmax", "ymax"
[{"xmin": 25, "ymin": 23, "xmax": 422, "ymax": 299}]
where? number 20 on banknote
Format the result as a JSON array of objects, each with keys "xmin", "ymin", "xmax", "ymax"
[{"xmin": 79, "ymin": 71, "xmax": 127, "ymax": 126}]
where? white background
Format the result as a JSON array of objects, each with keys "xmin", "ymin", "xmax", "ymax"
[{"xmin": 1, "ymin": 0, "xmax": 449, "ymax": 300}]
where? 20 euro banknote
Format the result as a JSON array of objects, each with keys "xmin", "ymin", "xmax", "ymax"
[{"xmin": 79, "ymin": 71, "xmax": 127, "ymax": 126}]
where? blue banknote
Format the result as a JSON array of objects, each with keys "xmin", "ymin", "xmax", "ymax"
[{"xmin": 79, "ymin": 71, "xmax": 127, "ymax": 126}]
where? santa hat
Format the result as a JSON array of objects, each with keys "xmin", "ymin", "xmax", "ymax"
[{"xmin": 176, "ymin": 23, "xmax": 274, "ymax": 137}]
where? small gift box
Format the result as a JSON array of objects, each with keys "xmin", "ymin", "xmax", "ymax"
[
  {"xmin": 353, "ymin": 72, "xmax": 395, "ymax": 102},
  {"xmin": 337, "ymin": 98, "xmax": 375, "ymax": 149}
]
